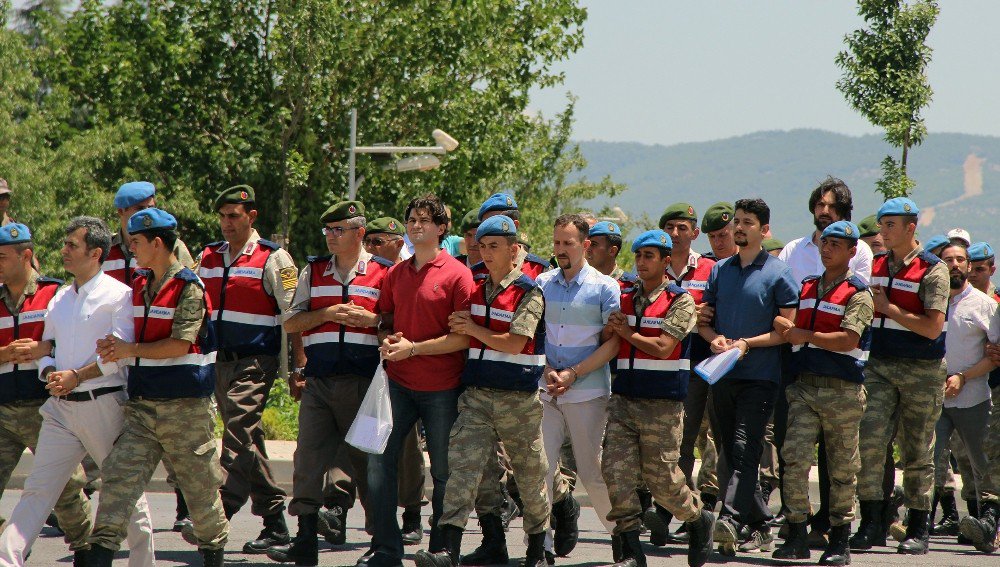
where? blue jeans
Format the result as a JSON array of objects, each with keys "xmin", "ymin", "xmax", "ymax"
[{"xmin": 367, "ymin": 380, "xmax": 460, "ymax": 559}]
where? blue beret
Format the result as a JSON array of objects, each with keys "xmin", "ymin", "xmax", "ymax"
[
  {"xmin": 128, "ymin": 208, "xmax": 177, "ymax": 234},
  {"xmin": 0, "ymin": 223, "xmax": 31, "ymax": 245},
  {"xmin": 114, "ymin": 181, "xmax": 156, "ymax": 209},
  {"xmin": 478, "ymin": 193, "xmax": 517, "ymax": 220},
  {"xmin": 589, "ymin": 221, "xmax": 622, "ymax": 238},
  {"xmin": 969, "ymin": 242, "xmax": 995, "ymax": 262},
  {"xmin": 876, "ymin": 197, "xmax": 919, "ymax": 221},
  {"xmin": 922, "ymin": 234, "xmax": 949, "ymax": 253},
  {"xmin": 821, "ymin": 220, "xmax": 860, "ymax": 242},
  {"xmin": 476, "ymin": 215, "xmax": 517, "ymax": 240},
  {"xmin": 631, "ymin": 229, "xmax": 673, "ymax": 253}
]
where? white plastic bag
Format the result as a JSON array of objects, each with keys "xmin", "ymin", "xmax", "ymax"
[{"xmin": 346, "ymin": 362, "xmax": 394, "ymax": 454}]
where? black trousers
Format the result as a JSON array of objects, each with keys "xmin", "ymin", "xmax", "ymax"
[{"xmin": 710, "ymin": 378, "xmax": 779, "ymax": 528}]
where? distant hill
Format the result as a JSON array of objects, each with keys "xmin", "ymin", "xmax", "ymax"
[{"xmin": 576, "ymin": 129, "xmax": 1000, "ymax": 246}]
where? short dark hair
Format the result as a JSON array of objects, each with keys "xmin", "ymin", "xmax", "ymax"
[
  {"xmin": 595, "ymin": 234, "xmax": 623, "ymax": 257},
  {"xmin": 940, "ymin": 242, "xmax": 968, "ymax": 258},
  {"xmin": 137, "ymin": 228, "xmax": 178, "ymax": 252},
  {"xmin": 66, "ymin": 216, "xmax": 112, "ymax": 263},
  {"xmin": 404, "ymin": 194, "xmax": 449, "ymax": 244},
  {"xmin": 553, "ymin": 213, "xmax": 590, "ymax": 241},
  {"xmin": 808, "ymin": 176, "xmax": 853, "ymax": 221},
  {"xmin": 734, "ymin": 198, "xmax": 770, "ymax": 226},
  {"xmin": 492, "ymin": 208, "xmax": 521, "ymax": 221}
]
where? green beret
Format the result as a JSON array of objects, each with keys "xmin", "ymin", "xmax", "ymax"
[
  {"xmin": 857, "ymin": 214, "xmax": 879, "ymax": 238},
  {"xmin": 365, "ymin": 216, "xmax": 404, "ymax": 236},
  {"xmin": 659, "ymin": 202, "xmax": 698, "ymax": 228},
  {"xmin": 763, "ymin": 237, "xmax": 785, "ymax": 252},
  {"xmin": 214, "ymin": 184, "xmax": 255, "ymax": 210},
  {"xmin": 459, "ymin": 208, "xmax": 481, "ymax": 234},
  {"xmin": 701, "ymin": 202, "xmax": 734, "ymax": 233},
  {"xmin": 321, "ymin": 201, "xmax": 365, "ymax": 223}
]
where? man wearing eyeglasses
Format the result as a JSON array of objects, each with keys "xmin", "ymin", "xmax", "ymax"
[
  {"xmin": 364, "ymin": 217, "xmax": 409, "ymax": 263},
  {"xmin": 194, "ymin": 185, "xmax": 304, "ymax": 554}
]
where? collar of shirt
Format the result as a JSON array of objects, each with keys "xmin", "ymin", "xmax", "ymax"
[
  {"xmin": 888, "ymin": 245, "xmax": 924, "ymax": 272},
  {"xmin": 725, "ymin": 248, "xmax": 769, "ymax": 270},
  {"xmin": 75, "ymin": 270, "xmax": 107, "ymax": 297},
  {"xmin": 635, "ymin": 279, "xmax": 672, "ymax": 314},
  {"xmin": 144, "ymin": 261, "xmax": 184, "ymax": 302},
  {"xmin": 555, "ymin": 261, "xmax": 594, "ymax": 288},
  {"xmin": 217, "ymin": 229, "xmax": 262, "ymax": 262},
  {"xmin": 0, "ymin": 269, "xmax": 40, "ymax": 313},
  {"xmin": 817, "ymin": 270, "xmax": 854, "ymax": 298},
  {"xmin": 484, "ymin": 267, "xmax": 524, "ymax": 302},
  {"xmin": 609, "ymin": 265, "xmax": 625, "ymax": 281},
  {"xmin": 406, "ymin": 248, "xmax": 449, "ymax": 272},
  {"xmin": 324, "ymin": 248, "xmax": 373, "ymax": 282},
  {"xmin": 950, "ymin": 283, "xmax": 974, "ymax": 306},
  {"xmin": 666, "ymin": 250, "xmax": 701, "ymax": 280}
]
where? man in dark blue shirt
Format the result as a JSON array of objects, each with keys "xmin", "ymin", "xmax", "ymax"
[{"xmin": 699, "ymin": 198, "xmax": 799, "ymax": 556}]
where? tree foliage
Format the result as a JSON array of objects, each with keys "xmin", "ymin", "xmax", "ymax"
[
  {"xmin": 2, "ymin": 0, "xmax": 619, "ymax": 272},
  {"xmin": 835, "ymin": 0, "xmax": 938, "ymax": 199}
]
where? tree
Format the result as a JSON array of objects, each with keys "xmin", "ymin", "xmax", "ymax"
[{"xmin": 835, "ymin": 0, "xmax": 938, "ymax": 199}]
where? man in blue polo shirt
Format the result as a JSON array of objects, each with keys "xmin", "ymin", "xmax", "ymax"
[{"xmin": 698, "ymin": 198, "xmax": 799, "ymax": 556}]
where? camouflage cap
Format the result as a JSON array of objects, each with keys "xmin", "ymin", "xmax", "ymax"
[
  {"xmin": 459, "ymin": 208, "xmax": 481, "ymax": 234},
  {"xmin": 321, "ymin": 200, "xmax": 366, "ymax": 223},
  {"xmin": 214, "ymin": 184, "xmax": 255, "ymax": 211},
  {"xmin": 701, "ymin": 202, "xmax": 734, "ymax": 233},
  {"xmin": 856, "ymin": 214, "xmax": 879, "ymax": 238},
  {"xmin": 658, "ymin": 202, "xmax": 698, "ymax": 228},
  {"xmin": 365, "ymin": 216, "xmax": 404, "ymax": 236}
]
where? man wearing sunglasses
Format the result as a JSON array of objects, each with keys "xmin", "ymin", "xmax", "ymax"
[{"xmin": 364, "ymin": 217, "xmax": 408, "ymax": 263}]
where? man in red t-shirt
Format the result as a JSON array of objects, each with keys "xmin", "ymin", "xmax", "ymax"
[{"xmin": 363, "ymin": 194, "xmax": 474, "ymax": 567}]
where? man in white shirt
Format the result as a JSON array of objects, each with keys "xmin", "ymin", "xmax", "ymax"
[{"xmin": 0, "ymin": 217, "xmax": 155, "ymax": 567}]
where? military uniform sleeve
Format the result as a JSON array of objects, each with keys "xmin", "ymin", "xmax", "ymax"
[
  {"xmin": 918, "ymin": 261, "xmax": 950, "ymax": 315},
  {"xmin": 172, "ymin": 283, "xmax": 206, "ymax": 343},
  {"xmin": 509, "ymin": 286, "xmax": 544, "ymax": 338},
  {"xmin": 174, "ymin": 239, "xmax": 196, "ymax": 269},
  {"xmin": 284, "ymin": 264, "xmax": 313, "ymax": 319},
  {"xmin": 840, "ymin": 289, "xmax": 874, "ymax": 337},
  {"xmin": 661, "ymin": 292, "xmax": 697, "ymax": 341},
  {"xmin": 263, "ymin": 249, "xmax": 299, "ymax": 313}
]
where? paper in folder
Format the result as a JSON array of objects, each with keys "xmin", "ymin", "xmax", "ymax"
[{"xmin": 694, "ymin": 348, "xmax": 741, "ymax": 385}]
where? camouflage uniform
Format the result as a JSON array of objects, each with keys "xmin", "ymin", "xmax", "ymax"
[
  {"xmin": 981, "ymin": 385, "xmax": 1000, "ymax": 505},
  {"xmin": 88, "ymin": 261, "xmax": 229, "ymax": 551},
  {"xmin": 857, "ymin": 249, "xmax": 949, "ymax": 510},
  {"xmin": 602, "ymin": 283, "xmax": 701, "ymax": 533}
]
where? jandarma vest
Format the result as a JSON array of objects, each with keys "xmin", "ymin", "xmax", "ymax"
[
  {"xmin": 669, "ymin": 255, "xmax": 716, "ymax": 304},
  {"xmin": 613, "ymin": 283, "xmax": 692, "ymax": 400},
  {"xmin": 198, "ymin": 239, "xmax": 282, "ymax": 357},
  {"xmin": 101, "ymin": 244, "xmax": 137, "ymax": 284},
  {"xmin": 130, "ymin": 268, "xmax": 216, "ymax": 399},
  {"xmin": 791, "ymin": 275, "xmax": 872, "ymax": 383},
  {"xmin": 0, "ymin": 278, "xmax": 62, "ymax": 403},
  {"xmin": 472, "ymin": 253, "xmax": 549, "ymax": 281},
  {"xmin": 301, "ymin": 255, "xmax": 393, "ymax": 378},
  {"xmin": 869, "ymin": 251, "xmax": 945, "ymax": 359},
  {"xmin": 462, "ymin": 274, "xmax": 545, "ymax": 391}
]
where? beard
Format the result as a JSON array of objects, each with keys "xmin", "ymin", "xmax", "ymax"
[
  {"xmin": 950, "ymin": 272, "xmax": 967, "ymax": 289},
  {"xmin": 814, "ymin": 215, "xmax": 834, "ymax": 231},
  {"xmin": 734, "ymin": 235, "xmax": 748, "ymax": 247}
]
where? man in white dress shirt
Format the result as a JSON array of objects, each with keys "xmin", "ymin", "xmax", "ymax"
[{"xmin": 0, "ymin": 217, "xmax": 155, "ymax": 567}]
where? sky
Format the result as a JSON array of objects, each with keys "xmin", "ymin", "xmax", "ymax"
[{"xmin": 527, "ymin": 0, "xmax": 1000, "ymax": 146}]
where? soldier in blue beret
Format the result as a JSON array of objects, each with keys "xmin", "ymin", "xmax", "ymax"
[
  {"xmin": 922, "ymin": 234, "xmax": 949, "ymax": 258},
  {"xmin": 588, "ymin": 221, "xmax": 633, "ymax": 287},
  {"xmin": 478, "ymin": 193, "xmax": 518, "ymax": 221},
  {"xmin": 471, "ymin": 195, "xmax": 548, "ymax": 280},
  {"xmin": 602, "ymin": 228, "xmax": 715, "ymax": 567},
  {"xmin": 88, "ymin": 207, "xmax": 228, "ymax": 566},
  {"xmin": 967, "ymin": 242, "xmax": 999, "ymax": 301}
]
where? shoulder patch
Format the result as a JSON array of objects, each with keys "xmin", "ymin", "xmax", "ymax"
[
  {"xmin": 256, "ymin": 238, "xmax": 281, "ymax": 251},
  {"xmin": 370, "ymin": 255, "xmax": 395, "ymax": 268},
  {"xmin": 279, "ymin": 266, "xmax": 298, "ymax": 290}
]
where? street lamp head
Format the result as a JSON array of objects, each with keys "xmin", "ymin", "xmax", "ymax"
[
  {"xmin": 432, "ymin": 129, "xmax": 459, "ymax": 152},
  {"xmin": 395, "ymin": 154, "xmax": 441, "ymax": 172}
]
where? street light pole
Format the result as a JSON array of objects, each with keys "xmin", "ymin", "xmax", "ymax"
[{"xmin": 349, "ymin": 108, "xmax": 358, "ymax": 199}]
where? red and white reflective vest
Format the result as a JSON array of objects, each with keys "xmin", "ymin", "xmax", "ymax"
[
  {"xmin": 462, "ymin": 273, "xmax": 544, "ymax": 391},
  {"xmin": 0, "ymin": 277, "xmax": 61, "ymax": 403},
  {"xmin": 791, "ymin": 275, "xmax": 871, "ymax": 383},
  {"xmin": 301, "ymin": 255, "xmax": 393, "ymax": 378},
  {"xmin": 869, "ymin": 251, "xmax": 945, "ymax": 359},
  {"xmin": 101, "ymin": 243, "xmax": 138, "ymax": 284},
  {"xmin": 667, "ymin": 254, "xmax": 715, "ymax": 304},
  {"xmin": 198, "ymin": 239, "xmax": 282, "ymax": 356},
  {"xmin": 472, "ymin": 252, "xmax": 549, "ymax": 281},
  {"xmin": 613, "ymin": 283, "xmax": 691, "ymax": 400},
  {"xmin": 130, "ymin": 268, "xmax": 216, "ymax": 399}
]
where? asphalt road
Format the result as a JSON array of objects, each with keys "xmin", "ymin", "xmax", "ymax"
[{"xmin": 2, "ymin": 490, "xmax": 997, "ymax": 566}]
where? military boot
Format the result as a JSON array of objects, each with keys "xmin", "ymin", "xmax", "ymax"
[
  {"xmin": 772, "ymin": 521, "xmax": 809, "ymax": 560},
  {"xmin": 317, "ymin": 505, "xmax": 347, "ymax": 545},
  {"xmin": 552, "ymin": 493, "xmax": 581, "ymax": 556},
  {"xmin": 931, "ymin": 492, "xmax": 959, "ymax": 536},
  {"xmin": 849, "ymin": 500, "xmax": 885, "ymax": 550},
  {"xmin": 686, "ymin": 509, "xmax": 715, "ymax": 567},
  {"xmin": 642, "ymin": 503, "xmax": 671, "ymax": 546},
  {"xmin": 266, "ymin": 513, "xmax": 319, "ymax": 566},
  {"xmin": 523, "ymin": 532, "xmax": 547, "ymax": 567},
  {"xmin": 201, "ymin": 548, "xmax": 225, "ymax": 567},
  {"xmin": 959, "ymin": 500, "xmax": 1000, "ymax": 553},
  {"xmin": 608, "ymin": 530, "xmax": 645, "ymax": 567},
  {"xmin": 413, "ymin": 525, "xmax": 462, "ymax": 567},
  {"xmin": 460, "ymin": 514, "xmax": 508, "ymax": 565},
  {"xmin": 897, "ymin": 509, "xmax": 930, "ymax": 555},
  {"xmin": 818, "ymin": 524, "xmax": 851, "ymax": 566},
  {"xmin": 244, "ymin": 510, "xmax": 291, "ymax": 553},
  {"xmin": 87, "ymin": 544, "xmax": 116, "ymax": 567}
]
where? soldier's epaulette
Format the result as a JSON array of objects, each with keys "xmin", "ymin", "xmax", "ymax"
[
  {"xmin": 257, "ymin": 238, "xmax": 281, "ymax": 251},
  {"xmin": 370, "ymin": 255, "xmax": 394, "ymax": 268},
  {"xmin": 846, "ymin": 275, "xmax": 869, "ymax": 291},
  {"xmin": 701, "ymin": 251, "xmax": 717, "ymax": 260},
  {"xmin": 667, "ymin": 283, "xmax": 687, "ymax": 296},
  {"xmin": 801, "ymin": 274, "xmax": 822, "ymax": 284},
  {"xmin": 204, "ymin": 240, "xmax": 225, "ymax": 251},
  {"xmin": 473, "ymin": 272, "xmax": 490, "ymax": 283},
  {"xmin": 134, "ymin": 267, "xmax": 153, "ymax": 279},
  {"xmin": 873, "ymin": 250, "xmax": 889, "ymax": 259},
  {"xmin": 470, "ymin": 260, "xmax": 486, "ymax": 273},
  {"xmin": 618, "ymin": 272, "xmax": 638, "ymax": 285},
  {"xmin": 623, "ymin": 282, "xmax": 641, "ymax": 295},
  {"xmin": 307, "ymin": 254, "xmax": 332, "ymax": 265},
  {"xmin": 36, "ymin": 276, "xmax": 65, "ymax": 286},
  {"xmin": 524, "ymin": 253, "xmax": 549, "ymax": 268},
  {"xmin": 174, "ymin": 267, "xmax": 201, "ymax": 283},
  {"xmin": 918, "ymin": 249, "xmax": 942, "ymax": 264},
  {"xmin": 513, "ymin": 274, "xmax": 539, "ymax": 291}
]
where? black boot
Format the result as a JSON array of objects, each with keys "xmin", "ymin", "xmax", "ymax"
[
  {"xmin": 928, "ymin": 488, "xmax": 941, "ymax": 532},
  {"xmin": 460, "ymin": 514, "xmax": 509, "ymax": 565},
  {"xmin": 897, "ymin": 509, "xmax": 930, "ymax": 555},
  {"xmin": 609, "ymin": 530, "xmax": 645, "ymax": 567},
  {"xmin": 266, "ymin": 513, "xmax": 319, "ymax": 566},
  {"xmin": 931, "ymin": 492, "xmax": 959, "ymax": 536},
  {"xmin": 174, "ymin": 488, "xmax": 193, "ymax": 532},
  {"xmin": 413, "ymin": 525, "xmax": 463, "ymax": 567},
  {"xmin": 73, "ymin": 549, "xmax": 87, "ymax": 567},
  {"xmin": 552, "ymin": 493, "xmax": 581, "ymax": 557},
  {"xmin": 700, "ymin": 492, "xmax": 717, "ymax": 512},
  {"xmin": 317, "ymin": 505, "xmax": 347, "ymax": 545},
  {"xmin": 87, "ymin": 544, "xmax": 115, "ymax": 567},
  {"xmin": 500, "ymin": 483, "xmax": 522, "ymax": 530},
  {"xmin": 642, "ymin": 503, "xmax": 671, "ymax": 546},
  {"xmin": 200, "ymin": 548, "xmax": 225, "ymax": 567},
  {"xmin": 819, "ymin": 524, "xmax": 851, "ymax": 566},
  {"xmin": 967, "ymin": 498, "xmax": 980, "ymax": 518},
  {"xmin": 244, "ymin": 510, "xmax": 291, "ymax": 553},
  {"xmin": 402, "ymin": 505, "xmax": 424, "ymax": 545},
  {"xmin": 772, "ymin": 521, "xmax": 810, "ymax": 559},
  {"xmin": 849, "ymin": 500, "xmax": 885, "ymax": 550},
  {"xmin": 686, "ymin": 509, "xmax": 715, "ymax": 567},
  {"xmin": 959, "ymin": 500, "xmax": 1000, "ymax": 553},
  {"xmin": 523, "ymin": 532, "xmax": 546, "ymax": 567}
]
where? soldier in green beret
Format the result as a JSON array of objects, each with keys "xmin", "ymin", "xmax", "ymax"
[
  {"xmin": 364, "ymin": 217, "xmax": 408, "ymax": 264},
  {"xmin": 763, "ymin": 238, "xmax": 785, "ymax": 256},
  {"xmin": 700, "ymin": 202, "xmax": 738, "ymax": 261},
  {"xmin": 455, "ymin": 209, "xmax": 482, "ymax": 268},
  {"xmin": 857, "ymin": 214, "xmax": 885, "ymax": 255}
]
